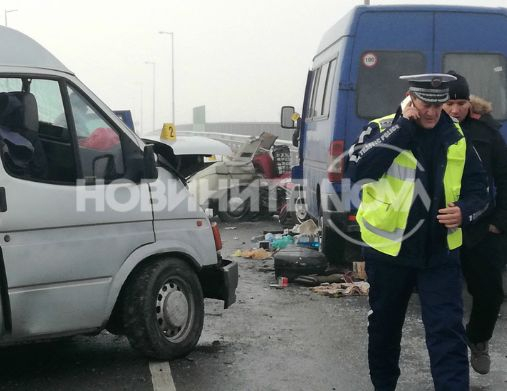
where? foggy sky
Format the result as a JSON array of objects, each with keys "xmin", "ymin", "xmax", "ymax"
[{"xmin": 3, "ymin": 0, "xmax": 506, "ymax": 133}]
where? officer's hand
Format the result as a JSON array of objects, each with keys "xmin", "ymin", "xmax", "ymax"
[
  {"xmin": 402, "ymin": 100, "xmax": 420, "ymax": 121},
  {"xmin": 437, "ymin": 202, "xmax": 462, "ymax": 228}
]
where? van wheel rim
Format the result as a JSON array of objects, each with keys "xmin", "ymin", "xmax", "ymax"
[
  {"xmin": 156, "ymin": 280, "xmax": 189, "ymax": 340},
  {"xmin": 227, "ymin": 196, "xmax": 247, "ymax": 216},
  {"xmin": 295, "ymin": 198, "xmax": 307, "ymax": 221}
]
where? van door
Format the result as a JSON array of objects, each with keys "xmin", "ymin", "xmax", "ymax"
[
  {"xmin": 0, "ymin": 77, "xmax": 154, "ymax": 339},
  {"xmin": 347, "ymin": 10, "xmax": 434, "ymax": 146},
  {"xmin": 435, "ymin": 10, "xmax": 507, "ymax": 139}
]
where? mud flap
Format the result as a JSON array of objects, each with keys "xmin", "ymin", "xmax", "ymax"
[{"xmin": 199, "ymin": 258, "xmax": 238, "ymax": 309}]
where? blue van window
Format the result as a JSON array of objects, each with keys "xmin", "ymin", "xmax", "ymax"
[
  {"xmin": 309, "ymin": 64, "xmax": 328, "ymax": 118},
  {"xmin": 322, "ymin": 59, "xmax": 337, "ymax": 117},
  {"xmin": 357, "ymin": 51, "xmax": 425, "ymax": 118},
  {"xmin": 307, "ymin": 68, "xmax": 319, "ymax": 118},
  {"xmin": 443, "ymin": 53, "xmax": 507, "ymax": 120},
  {"xmin": 309, "ymin": 59, "xmax": 337, "ymax": 119},
  {"xmin": 314, "ymin": 63, "xmax": 329, "ymax": 117}
]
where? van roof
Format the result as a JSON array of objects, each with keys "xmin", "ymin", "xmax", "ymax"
[
  {"xmin": 0, "ymin": 26, "xmax": 72, "ymax": 74},
  {"xmin": 317, "ymin": 5, "xmax": 507, "ymax": 56}
]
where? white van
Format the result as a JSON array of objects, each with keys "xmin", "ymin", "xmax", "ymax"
[{"xmin": 0, "ymin": 26, "xmax": 237, "ymax": 359}]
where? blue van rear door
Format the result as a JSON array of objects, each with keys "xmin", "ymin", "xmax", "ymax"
[{"xmin": 435, "ymin": 9, "xmax": 507, "ymax": 140}]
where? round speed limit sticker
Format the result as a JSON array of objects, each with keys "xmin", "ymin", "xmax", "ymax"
[{"xmin": 362, "ymin": 52, "xmax": 378, "ymax": 68}]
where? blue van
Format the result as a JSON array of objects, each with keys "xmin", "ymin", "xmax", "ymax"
[{"xmin": 281, "ymin": 5, "xmax": 507, "ymax": 263}]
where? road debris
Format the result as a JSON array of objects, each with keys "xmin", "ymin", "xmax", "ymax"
[
  {"xmin": 238, "ymin": 248, "xmax": 273, "ymax": 260},
  {"xmin": 311, "ymin": 282, "xmax": 370, "ymax": 297},
  {"xmin": 353, "ymin": 261, "xmax": 367, "ymax": 280},
  {"xmin": 292, "ymin": 219, "xmax": 319, "ymax": 235}
]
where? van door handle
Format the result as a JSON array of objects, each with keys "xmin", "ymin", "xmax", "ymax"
[{"xmin": 0, "ymin": 187, "xmax": 7, "ymax": 212}]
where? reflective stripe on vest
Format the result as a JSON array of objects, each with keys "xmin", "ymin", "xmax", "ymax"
[{"xmin": 356, "ymin": 114, "xmax": 466, "ymax": 256}]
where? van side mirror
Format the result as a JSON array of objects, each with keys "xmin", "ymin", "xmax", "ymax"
[
  {"xmin": 281, "ymin": 106, "xmax": 296, "ymax": 129},
  {"xmin": 143, "ymin": 144, "xmax": 158, "ymax": 180}
]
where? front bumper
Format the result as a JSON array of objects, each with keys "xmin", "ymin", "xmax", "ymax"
[{"xmin": 199, "ymin": 257, "xmax": 238, "ymax": 309}]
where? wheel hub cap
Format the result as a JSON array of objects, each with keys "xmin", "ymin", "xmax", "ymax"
[{"xmin": 156, "ymin": 282, "xmax": 189, "ymax": 336}]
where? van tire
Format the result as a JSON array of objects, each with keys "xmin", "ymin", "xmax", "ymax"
[
  {"xmin": 318, "ymin": 211, "xmax": 344, "ymax": 265},
  {"xmin": 122, "ymin": 257, "xmax": 204, "ymax": 360},
  {"xmin": 218, "ymin": 188, "xmax": 251, "ymax": 222}
]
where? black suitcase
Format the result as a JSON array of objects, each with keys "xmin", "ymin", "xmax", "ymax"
[{"xmin": 274, "ymin": 245, "xmax": 328, "ymax": 281}]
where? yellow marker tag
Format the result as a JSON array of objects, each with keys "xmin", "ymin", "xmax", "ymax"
[
  {"xmin": 291, "ymin": 112, "xmax": 301, "ymax": 122},
  {"xmin": 161, "ymin": 123, "xmax": 176, "ymax": 140},
  {"xmin": 206, "ymin": 155, "xmax": 217, "ymax": 162}
]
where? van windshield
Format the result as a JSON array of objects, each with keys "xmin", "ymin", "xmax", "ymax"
[
  {"xmin": 443, "ymin": 53, "xmax": 507, "ymax": 120},
  {"xmin": 356, "ymin": 51, "xmax": 425, "ymax": 119}
]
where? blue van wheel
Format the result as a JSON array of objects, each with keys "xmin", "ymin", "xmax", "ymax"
[{"xmin": 318, "ymin": 212, "xmax": 345, "ymax": 265}]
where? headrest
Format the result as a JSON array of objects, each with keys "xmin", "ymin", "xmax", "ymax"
[{"xmin": 0, "ymin": 91, "xmax": 39, "ymax": 132}]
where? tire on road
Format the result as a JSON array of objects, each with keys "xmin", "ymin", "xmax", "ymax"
[
  {"xmin": 122, "ymin": 257, "xmax": 204, "ymax": 360},
  {"xmin": 318, "ymin": 208, "xmax": 344, "ymax": 265},
  {"xmin": 218, "ymin": 188, "xmax": 251, "ymax": 222}
]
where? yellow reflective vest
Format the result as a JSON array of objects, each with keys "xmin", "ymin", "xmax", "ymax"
[{"xmin": 356, "ymin": 114, "xmax": 466, "ymax": 256}]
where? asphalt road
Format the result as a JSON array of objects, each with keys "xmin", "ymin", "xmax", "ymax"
[{"xmin": 1, "ymin": 218, "xmax": 506, "ymax": 391}]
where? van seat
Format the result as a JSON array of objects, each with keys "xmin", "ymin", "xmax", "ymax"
[
  {"xmin": 0, "ymin": 91, "xmax": 48, "ymax": 179},
  {"xmin": 0, "ymin": 92, "xmax": 39, "ymax": 132}
]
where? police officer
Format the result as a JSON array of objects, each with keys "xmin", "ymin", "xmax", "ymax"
[
  {"xmin": 443, "ymin": 71, "xmax": 507, "ymax": 375},
  {"xmin": 346, "ymin": 74, "xmax": 489, "ymax": 390}
]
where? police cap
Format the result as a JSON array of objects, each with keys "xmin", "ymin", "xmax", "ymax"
[{"xmin": 399, "ymin": 73, "xmax": 457, "ymax": 103}]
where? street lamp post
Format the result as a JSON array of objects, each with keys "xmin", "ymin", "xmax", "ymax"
[
  {"xmin": 159, "ymin": 31, "xmax": 175, "ymax": 125},
  {"xmin": 4, "ymin": 9, "xmax": 18, "ymax": 27},
  {"xmin": 145, "ymin": 61, "xmax": 156, "ymax": 133}
]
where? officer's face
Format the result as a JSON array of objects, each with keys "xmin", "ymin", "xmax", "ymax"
[
  {"xmin": 443, "ymin": 99, "xmax": 470, "ymax": 123},
  {"xmin": 412, "ymin": 97, "xmax": 443, "ymax": 129}
]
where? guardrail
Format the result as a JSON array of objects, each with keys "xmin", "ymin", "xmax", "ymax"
[{"xmin": 179, "ymin": 130, "xmax": 299, "ymax": 166}]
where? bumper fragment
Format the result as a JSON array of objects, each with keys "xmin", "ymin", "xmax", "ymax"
[{"xmin": 199, "ymin": 258, "xmax": 238, "ymax": 309}]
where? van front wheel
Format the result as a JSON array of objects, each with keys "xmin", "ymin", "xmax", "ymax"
[{"xmin": 122, "ymin": 257, "xmax": 204, "ymax": 360}]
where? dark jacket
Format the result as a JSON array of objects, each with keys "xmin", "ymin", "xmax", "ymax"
[
  {"xmin": 346, "ymin": 109, "xmax": 489, "ymax": 268},
  {"xmin": 460, "ymin": 96, "xmax": 507, "ymax": 247}
]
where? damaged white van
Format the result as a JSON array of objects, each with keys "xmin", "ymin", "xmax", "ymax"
[{"xmin": 0, "ymin": 26, "xmax": 237, "ymax": 359}]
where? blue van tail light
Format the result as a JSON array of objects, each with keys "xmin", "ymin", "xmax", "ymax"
[
  {"xmin": 347, "ymin": 214, "xmax": 356, "ymax": 222},
  {"xmin": 327, "ymin": 140, "xmax": 344, "ymax": 182}
]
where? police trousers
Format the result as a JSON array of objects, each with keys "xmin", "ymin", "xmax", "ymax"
[
  {"xmin": 461, "ymin": 231, "xmax": 507, "ymax": 344},
  {"xmin": 365, "ymin": 253, "xmax": 469, "ymax": 391}
]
